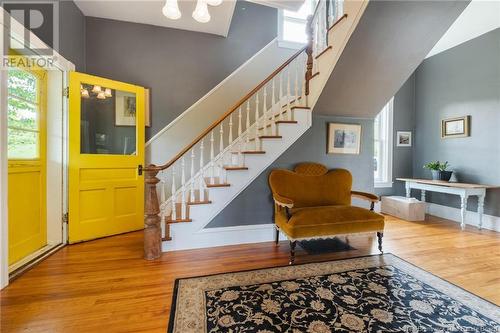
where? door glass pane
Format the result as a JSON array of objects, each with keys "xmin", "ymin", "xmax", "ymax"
[
  {"xmin": 8, "ymin": 96, "xmax": 37, "ymax": 131},
  {"xmin": 8, "ymin": 69, "xmax": 37, "ymax": 103},
  {"xmin": 80, "ymin": 83, "xmax": 137, "ymax": 155},
  {"xmin": 8, "ymin": 128, "xmax": 38, "ymax": 159}
]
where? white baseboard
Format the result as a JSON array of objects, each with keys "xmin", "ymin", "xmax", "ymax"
[
  {"xmin": 162, "ymin": 223, "xmax": 287, "ymax": 252},
  {"xmin": 427, "ymin": 203, "xmax": 500, "ymax": 232}
]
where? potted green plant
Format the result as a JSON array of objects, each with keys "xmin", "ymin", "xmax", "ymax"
[{"xmin": 423, "ymin": 161, "xmax": 452, "ymax": 181}]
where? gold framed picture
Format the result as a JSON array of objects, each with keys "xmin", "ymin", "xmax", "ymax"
[
  {"xmin": 327, "ymin": 123, "xmax": 362, "ymax": 154},
  {"xmin": 441, "ymin": 116, "xmax": 470, "ymax": 138}
]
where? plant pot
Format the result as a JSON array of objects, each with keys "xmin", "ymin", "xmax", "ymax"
[{"xmin": 431, "ymin": 170, "xmax": 452, "ymax": 181}]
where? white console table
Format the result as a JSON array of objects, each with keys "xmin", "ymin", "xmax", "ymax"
[{"xmin": 397, "ymin": 178, "xmax": 497, "ymax": 230}]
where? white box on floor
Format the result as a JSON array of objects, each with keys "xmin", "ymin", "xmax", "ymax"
[{"xmin": 381, "ymin": 196, "xmax": 426, "ymax": 221}]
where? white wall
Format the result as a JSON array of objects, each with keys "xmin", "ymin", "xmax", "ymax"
[
  {"xmin": 427, "ymin": 0, "xmax": 500, "ymax": 57},
  {"xmin": 146, "ymin": 40, "xmax": 295, "ymax": 165}
]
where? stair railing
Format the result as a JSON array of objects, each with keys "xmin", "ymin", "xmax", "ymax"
[
  {"xmin": 144, "ymin": 48, "xmax": 309, "ymax": 259},
  {"xmin": 143, "ymin": 0, "xmax": 345, "ymax": 259}
]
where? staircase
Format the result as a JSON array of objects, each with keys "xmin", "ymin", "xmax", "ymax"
[{"xmin": 143, "ymin": 0, "xmax": 368, "ymax": 258}]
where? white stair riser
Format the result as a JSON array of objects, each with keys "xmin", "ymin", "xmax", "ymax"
[{"xmin": 163, "ymin": 109, "xmax": 310, "ymax": 251}]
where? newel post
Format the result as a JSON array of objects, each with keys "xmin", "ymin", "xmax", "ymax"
[
  {"xmin": 144, "ymin": 165, "xmax": 162, "ymax": 260},
  {"xmin": 305, "ymin": 15, "xmax": 314, "ymax": 96}
]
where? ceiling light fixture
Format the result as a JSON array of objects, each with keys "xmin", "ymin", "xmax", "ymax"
[
  {"xmin": 162, "ymin": 0, "xmax": 181, "ymax": 20},
  {"xmin": 192, "ymin": 0, "xmax": 211, "ymax": 23},
  {"xmin": 104, "ymin": 88, "xmax": 113, "ymax": 98}
]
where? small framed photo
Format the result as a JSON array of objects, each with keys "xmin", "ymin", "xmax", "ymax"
[
  {"xmin": 397, "ymin": 131, "xmax": 412, "ymax": 147},
  {"xmin": 327, "ymin": 123, "xmax": 362, "ymax": 154},
  {"xmin": 115, "ymin": 90, "xmax": 137, "ymax": 127},
  {"xmin": 441, "ymin": 116, "xmax": 470, "ymax": 138}
]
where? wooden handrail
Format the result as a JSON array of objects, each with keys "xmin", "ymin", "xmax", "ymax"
[{"xmin": 145, "ymin": 46, "xmax": 307, "ymax": 172}]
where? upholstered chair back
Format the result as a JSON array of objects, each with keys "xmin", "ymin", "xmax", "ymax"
[{"xmin": 269, "ymin": 162, "xmax": 352, "ymax": 208}]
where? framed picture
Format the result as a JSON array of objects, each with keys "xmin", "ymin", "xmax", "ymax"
[
  {"xmin": 144, "ymin": 88, "xmax": 151, "ymax": 128},
  {"xmin": 327, "ymin": 123, "xmax": 362, "ymax": 154},
  {"xmin": 396, "ymin": 131, "xmax": 412, "ymax": 147},
  {"xmin": 441, "ymin": 116, "xmax": 470, "ymax": 138},
  {"xmin": 115, "ymin": 90, "xmax": 137, "ymax": 127}
]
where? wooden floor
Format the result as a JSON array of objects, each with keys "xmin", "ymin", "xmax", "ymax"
[{"xmin": 1, "ymin": 215, "xmax": 499, "ymax": 332}]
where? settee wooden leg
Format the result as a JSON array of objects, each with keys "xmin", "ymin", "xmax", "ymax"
[
  {"xmin": 289, "ymin": 241, "xmax": 296, "ymax": 265},
  {"xmin": 275, "ymin": 227, "xmax": 279, "ymax": 245},
  {"xmin": 377, "ymin": 232, "xmax": 383, "ymax": 253}
]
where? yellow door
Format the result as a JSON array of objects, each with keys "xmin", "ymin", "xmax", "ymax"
[
  {"xmin": 68, "ymin": 72, "xmax": 145, "ymax": 243},
  {"xmin": 7, "ymin": 68, "xmax": 47, "ymax": 265}
]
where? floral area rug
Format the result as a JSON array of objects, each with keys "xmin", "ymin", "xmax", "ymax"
[{"xmin": 168, "ymin": 254, "xmax": 499, "ymax": 332}]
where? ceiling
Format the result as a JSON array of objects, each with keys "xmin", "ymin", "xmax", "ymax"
[
  {"xmin": 74, "ymin": 0, "xmax": 306, "ymax": 37},
  {"xmin": 427, "ymin": 0, "xmax": 500, "ymax": 58},
  {"xmin": 74, "ymin": 0, "xmax": 237, "ymax": 37}
]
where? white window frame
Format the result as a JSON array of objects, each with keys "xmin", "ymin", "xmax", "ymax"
[
  {"xmin": 374, "ymin": 98, "xmax": 394, "ymax": 188},
  {"xmin": 277, "ymin": 1, "xmax": 312, "ymax": 49}
]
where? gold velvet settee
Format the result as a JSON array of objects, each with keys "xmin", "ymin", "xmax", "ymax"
[{"xmin": 269, "ymin": 162, "xmax": 384, "ymax": 264}]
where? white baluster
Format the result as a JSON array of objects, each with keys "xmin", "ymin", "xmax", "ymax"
[
  {"xmin": 294, "ymin": 59, "xmax": 299, "ymax": 103},
  {"xmin": 263, "ymin": 85, "xmax": 268, "ymax": 135},
  {"xmin": 238, "ymin": 107, "xmax": 242, "ymax": 137},
  {"xmin": 238, "ymin": 141, "xmax": 243, "ymax": 167},
  {"xmin": 228, "ymin": 114, "xmax": 233, "ymax": 145},
  {"xmin": 246, "ymin": 101, "xmax": 251, "ymax": 150},
  {"xmin": 220, "ymin": 160, "xmax": 227, "ymax": 184},
  {"xmin": 219, "ymin": 124, "xmax": 224, "ymax": 169},
  {"xmin": 171, "ymin": 166, "xmax": 177, "ymax": 221},
  {"xmin": 199, "ymin": 140, "xmax": 205, "ymax": 201},
  {"xmin": 181, "ymin": 157, "xmax": 187, "ymax": 220},
  {"xmin": 190, "ymin": 149, "xmax": 195, "ymax": 203},
  {"xmin": 271, "ymin": 78, "xmax": 276, "ymax": 135},
  {"xmin": 210, "ymin": 131, "xmax": 215, "ymax": 184},
  {"xmin": 279, "ymin": 72, "xmax": 284, "ymax": 120},
  {"xmin": 255, "ymin": 92, "xmax": 260, "ymax": 151},
  {"xmin": 287, "ymin": 67, "xmax": 292, "ymax": 121},
  {"xmin": 160, "ymin": 172, "xmax": 166, "ymax": 203},
  {"xmin": 219, "ymin": 124, "xmax": 224, "ymax": 152}
]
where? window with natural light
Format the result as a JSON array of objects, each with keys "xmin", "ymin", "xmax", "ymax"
[
  {"xmin": 374, "ymin": 98, "xmax": 394, "ymax": 188},
  {"xmin": 7, "ymin": 69, "xmax": 42, "ymax": 160},
  {"xmin": 278, "ymin": 0, "xmax": 314, "ymax": 47}
]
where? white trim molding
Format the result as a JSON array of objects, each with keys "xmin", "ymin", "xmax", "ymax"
[
  {"xmin": 374, "ymin": 98, "xmax": 394, "ymax": 188},
  {"xmin": 427, "ymin": 203, "xmax": 500, "ymax": 233},
  {"xmin": 163, "ymin": 224, "xmax": 287, "ymax": 251}
]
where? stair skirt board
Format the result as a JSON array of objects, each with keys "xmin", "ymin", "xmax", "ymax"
[
  {"xmin": 162, "ymin": 224, "xmax": 288, "ymax": 252},
  {"xmin": 162, "ymin": 109, "xmax": 311, "ymax": 252}
]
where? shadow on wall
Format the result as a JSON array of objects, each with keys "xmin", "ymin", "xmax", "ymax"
[
  {"xmin": 207, "ymin": 115, "xmax": 375, "ymax": 228},
  {"xmin": 413, "ymin": 28, "xmax": 500, "ymax": 217}
]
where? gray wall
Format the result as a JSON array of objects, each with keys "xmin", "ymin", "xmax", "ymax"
[
  {"xmin": 1, "ymin": 0, "xmax": 86, "ymax": 70},
  {"xmin": 315, "ymin": 0, "xmax": 469, "ymax": 119},
  {"xmin": 59, "ymin": 0, "xmax": 85, "ymax": 71},
  {"xmin": 376, "ymin": 74, "xmax": 416, "ymax": 197},
  {"xmin": 84, "ymin": 1, "xmax": 278, "ymax": 140},
  {"xmin": 413, "ymin": 28, "xmax": 500, "ymax": 217},
  {"xmin": 207, "ymin": 114, "xmax": 375, "ymax": 228}
]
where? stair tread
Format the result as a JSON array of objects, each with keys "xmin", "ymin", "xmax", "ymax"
[
  {"xmin": 242, "ymin": 150, "xmax": 265, "ymax": 154},
  {"xmin": 291, "ymin": 106, "xmax": 311, "ymax": 110},
  {"xmin": 187, "ymin": 200, "xmax": 212, "ymax": 205},
  {"xmin": 206, "ymin": 183, "xmax": 231, "ymax": 188},
  {"xmin": 315, "ymin": 46, "xmax": 332, "ymax": 59},
  {"xmin": 224, "ymin": 166, "xmax": 248, "ymax": 170},
  {"xmin": 204, "ymin": 177, "xmax": 231, "ymax": 187},
  {"xmin": 165, "ymin": 218, "xmax": 192, "ymax": 224},
  {"xmin": 259, "ymin": 135, "xmax": 282, "ymax": 139},
  {"xmin": 276, "ymin": 120, "xmax": 298, "ymax": 124}
]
